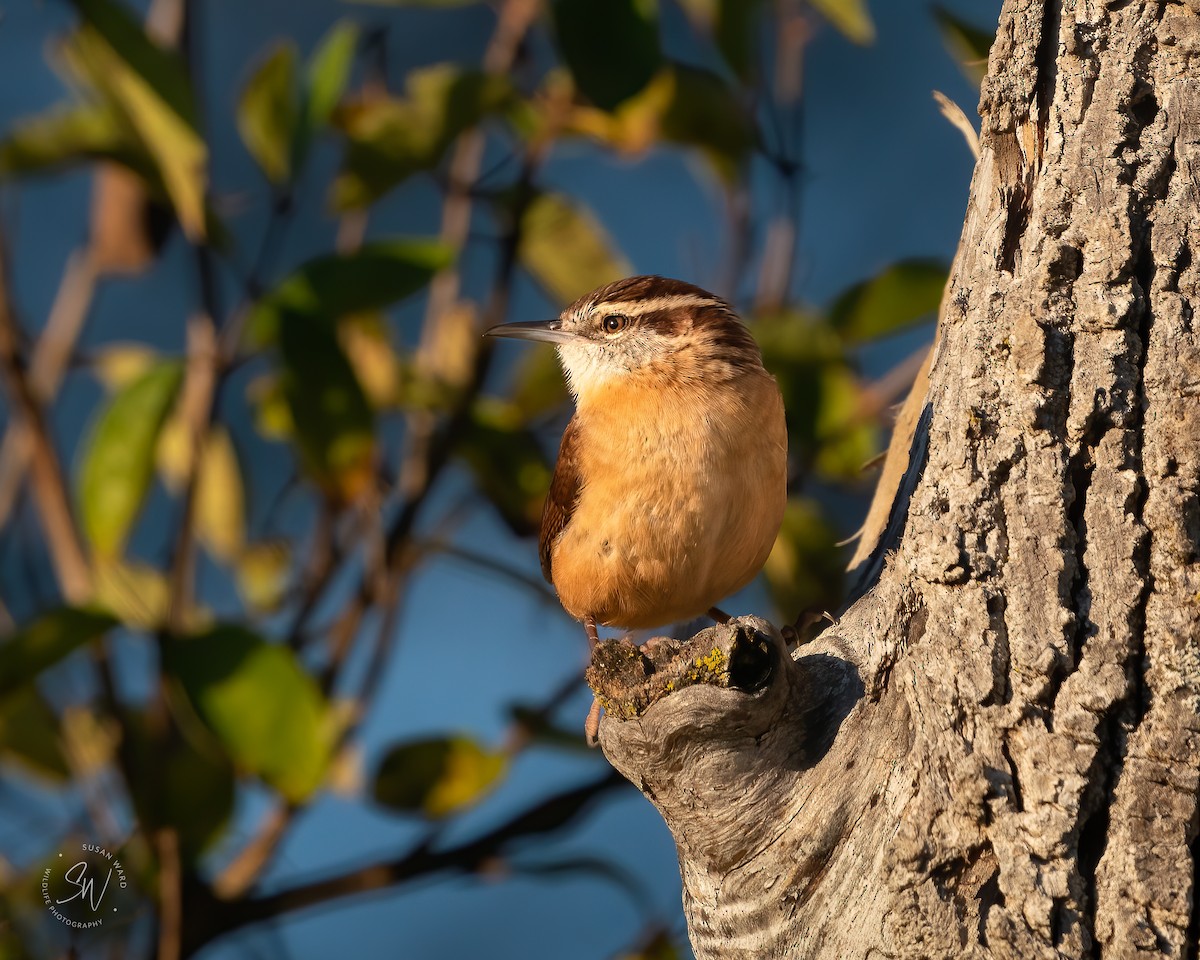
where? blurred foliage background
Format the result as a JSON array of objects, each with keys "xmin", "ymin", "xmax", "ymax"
[{"xmin": 0, "ymin": 0, "xmax": 995, "ymax": 957}]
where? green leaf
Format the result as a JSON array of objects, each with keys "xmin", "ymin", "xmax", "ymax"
[
  {"xmin": 808, "ymin": 0, "xmax": 875, "ymax": 44},
  {"xmin": 762, "ymin": 498, "xmax": 843, "ymax": 621},
  {"xmin": 510, "ymin": 347, "xmax": 570, "ymax": 419},
  {"xmin": 78, "ymin": 360, "xmax": 184, "ymax": 557},
  {"xmin": 0, "ymin": 609, "xmax": 116, "ymax": 698},
  {"xmin": 933, "ymin": 5, "xmax": 994, "ymax": 86},
  {"xmin": 460, "ymin": 401, "xmax": 552, "ymax": 536},
  {"xmin": 678, "ymin": 0, "xmax": 765, "ymax": 81},
  {"xmin": 304, "ymin": 21, "xmax": 359, "ymax": 133},
  {"xmin": 63, "ymin": 0, "xmax": 208, "ymax": 238},
  {"xmin": 0, "ymin": 104, "xmax": 131, "ymax": 177},
  {"xmin": 372, "ymin": 736, "xmax": 506, "ymax": 817},
  {"xmin": 279, "ymin": 311, "xmax": 376, "ymax": 501},
  {"xmin": 237, "ymin": 42, "xmax": 298, "ymax": 184},
  {"xmin": 761, "ymin": 306, "xmax": 879, "ymax": 478},
  {"xmin": 126, "ymin": 712, "xmax": 234, "ymax": 861},
  {"xmin": 812, "ymin": 364, "xmax": 878, "ymax": 479},
  {"xmin": 0, "ymin": 688, "xmax": 70, "ymax": 781},
  {"xmin": 563, "ymin": 63, "xmax": 752, "ymax": 178},
  {"xmin": 829, "ymin": 258, "xmax": 947, "ymax": 343},
  {"xmin": 69, "ymin": 0, "xmax": 198, "ymax": 122},
  {"xmin": 165, "ymin": 625, "xmax": 331, "ymax": 802},
  {"xmin": 332, "ymin": 65, "xmax": 513, "ymax": 209},
  {"xmin": 162, "ymin": 741, "xmax": 235, "ymax": 860},
  {"xmin": 519, "ymin": 193, "xmax": 629, "ymax": 306},
  {"xmin": 714, "ymin": 0, "xmax": 765, "ymax": 80},
  {"xmin": 660, "ymin": 64, "xmax": 756, "ymax": 178},
  {"xmin": 550, "ymin": 0, "xmax": 661, "ymax": 111},
  {"xmin": 246, "ymin": 238, "xmax": 454, "ymax": 346}
]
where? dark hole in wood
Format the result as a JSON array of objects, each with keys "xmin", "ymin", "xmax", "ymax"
[{"xmin": 728, "ymin": 626, "xmax": 774, "ymax": 693}]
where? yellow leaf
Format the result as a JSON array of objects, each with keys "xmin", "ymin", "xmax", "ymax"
[
  {"xmin": 62, "ymin": 27, "xmax": 208, "ymax": 239},
  {"xmin": 93, "ymin": 559, "xmax": 169, "ymax": 630},
  {"xmin": 519, "ymin": 194, "xmax": 629, "ymax": 306},
  {"xmin": 92, "ymin": 343, "xmax": 159, "ymax": 390},
  {"xmin": 415, "ymin": 301, "xmax": 477, "ymax": 391},
  {"xmin": 156, "ymin": 411, "xmax": 192, "ymax": 493},
  {"xmin": 237, "ymin": 42, "xmax": 298, "ymax": 184},
  {"xmin": 372, "ymin": 736, "xmax": 507, "ymax": 818},
  {"xmin": 424, "ymin": 739, "xmax": 506, "ymax": 817},
  {"xmin": 808, "ymin": 0, "xmax": 875, "ymax": 45},
  {"xmin": 195, "ymin": 426, "xmax": 245, "ymax": 564},
  {"xmin": 339, "ymin": 314, "xmax": 402, "ymax": 407},
  {"xmin": 60, "ymin": 706, "xmax": 119, "ymax": 777},
  {"xmin": 236, "ymin": 541, "xmax": 291, "ymax": 613},
  {"xmin": 246, "ymin": 374, "xmax": 294, "ymax": 440}
]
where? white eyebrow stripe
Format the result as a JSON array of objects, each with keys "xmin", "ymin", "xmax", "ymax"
[{"xmin": 594, "ymin": 294, "xmax": 727, "ymax": 316}]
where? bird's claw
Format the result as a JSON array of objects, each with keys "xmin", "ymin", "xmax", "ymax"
[{"xmin": 585, "ymin": 697, "xmax": 602, "ymax": 748}]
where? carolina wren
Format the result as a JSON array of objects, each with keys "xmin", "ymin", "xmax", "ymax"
[{"xmin": 485, "ymin": 276, "xmax": 788, "ymax": 737}]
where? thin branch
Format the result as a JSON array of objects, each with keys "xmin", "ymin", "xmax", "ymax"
[
  {"xmin": 753, "ymin": 2, "xmax": 810, "ymax": 315},
  {"xmin": 285, "ymin": 0, "xmax": 545, "ymax": 652},
  {"xmin": 156, "ymin": 828, "xmax": 183, "ymax": 960},
  {"xmin": 424, "ymin": 540, "xmax": 558, "ymax": 604},
  {"xmin": 211, "ymin": 803, "xmax": 294, "ymax": 901},
  {"xmin": 932, "ymin": 90, "xmax": 981, "ymax": 159},
  {"xmin": 212, "ymin": 0, "xmax": 544, "ymax": 901},
  {"xmin": 0, "ymin": 232, "xmax": 92, "ymax": 603},
  {"xmin": 0, "ymin": 248, "xmax": 99, "ymax": 529},
  {"xmin": 186, "ymin": 770, "xmax": 626, "ymax": 955},
  {"xmin": 401, "ymin": 0, "xmax": 541, "ymax": 503},
  {"xmin": 165, "ymin": 312, "xmax": 219, "ymax": 632}
]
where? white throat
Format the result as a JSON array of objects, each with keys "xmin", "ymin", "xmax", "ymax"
[{"xmin": 555, "ymin": 342, "xmax": 627, "ymax": 400}]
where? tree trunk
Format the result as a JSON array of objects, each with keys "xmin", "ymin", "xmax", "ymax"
[{"xmin": 587, "ymin": 1, "xmax": 1200, "ymax": 957}]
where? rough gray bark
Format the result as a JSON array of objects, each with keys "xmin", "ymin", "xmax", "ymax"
[{"xmin": 587, "ymin": 1, "xmax": 1200, "ymax": 957}]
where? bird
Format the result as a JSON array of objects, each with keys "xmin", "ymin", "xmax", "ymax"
[{"xmin": 484, "ymin": 275, "xmax": 788, "ymax": 741}]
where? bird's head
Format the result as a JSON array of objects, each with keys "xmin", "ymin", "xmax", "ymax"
[{"xmin": 484, "ymin": 275, "xmax": 763, "ymax": 400}]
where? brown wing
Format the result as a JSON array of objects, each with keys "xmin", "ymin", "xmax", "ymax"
[{"xmin": 539, "ymin": 416, "xmax": 583, "ymax": 584}]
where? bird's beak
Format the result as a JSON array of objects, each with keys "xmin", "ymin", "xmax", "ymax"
[{"xmin": 482, "ymin": 319, "xmax": 577, "ymax": 345}]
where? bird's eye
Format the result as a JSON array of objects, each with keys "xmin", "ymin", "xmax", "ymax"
[{"xmin": 602, "ymin": 314, "xmax": 629, "ymax": 334}]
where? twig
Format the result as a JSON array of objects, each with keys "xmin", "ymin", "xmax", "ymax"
[
  {"xmin": 401, "ymin": 0, "xmax": 541, "ymax": 501},
  {"xmin": 933, "ymin": 90, "xmax": 981, "ymax": 159},
  {"xmin": 156, "ymin": 828, "xmax": 182, "ymax": 960},
  {"xmin": 286, "ymin": 0, "xmax": 545, "ymax": 652},
  {"xmin": 855, "ymin": 341, "xmax": 934, "ymax": 423},
  {"xmin": 0, "ymin": 249, "xmax": 99, "ymax": 529},
  {"xmin": 0, "ymin": 232, "xmax": 91, "ymax": 603},
  {"xmin": 186, "ymin": 770, "xmax": 626, "ymax": 955},
  {"xmin": 165, "ymin": 312, "xmax": 219, "ymax": 632},
  {"xmin": 214, "ymin": 0, "xmax": 545, "ymax": 901},
  {"xmin": 424, "ymin": 541, "xmax": 558, "ymax": 604},
  {"xmin": 211, "ymin": 803, "xmax": 294, "ymax": 901},
  {"xmin": 754, "ymin": 2, "xmax": 810, "ymax": 315}
]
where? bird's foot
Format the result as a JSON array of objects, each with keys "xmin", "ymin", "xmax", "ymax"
[
  {"xmin": 782, "ymin": 608, "xmax": 839, "ymax": 647},
  {"xmin": 584, "ymin": 696, "xmax": 602, "ymax": 748}
]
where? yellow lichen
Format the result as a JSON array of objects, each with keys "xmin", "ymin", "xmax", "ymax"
[{"xmin": 684, "ymin": 645, "xmax": 728, "ymax": 684}]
